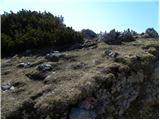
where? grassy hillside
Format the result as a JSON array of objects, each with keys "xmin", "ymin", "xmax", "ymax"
[{"xmin": 1, "ymin": 38, "xmax": 159, "ymax": 118}]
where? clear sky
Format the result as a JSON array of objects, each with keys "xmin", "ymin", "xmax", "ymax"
[{"xmin": 0, "ymin": 0, "xmax": 159, "ymax": 33}]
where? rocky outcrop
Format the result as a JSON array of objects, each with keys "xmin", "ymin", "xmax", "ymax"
[
  {"xmin": 81, "ymin": 29, "xmax": 97, "ymax": 39},
  {"xmin": 141, "ymin": 28, "xmax": 159, "ymax": 39},
  {"xmin": 1, "ymin": 83, "xmax": 14, "ymax": 92},
  {"xmin": 17, "ymin": 62, "xmax": 31, "ymax": 68},
  {"xmin": 37, "ymin": 64, "xmax": 52, "ymax": 71},
  {"xmin": 118, "ymin": 29, "xmax": 135, "ymax": 42},
  {"xmin": 145, "ymin": 28, "xmax": 159, "ymax": 39},
  {"xmin": 45, "ymin": 51, "xmax": 65, "ymax": 62},
  {"xmin": 101, "ymin": 29, "xmax": 135, "ymax": 44},
  {"xmin": 102, "ymin": 29, "xmax": 121, "ymax": 44},
  {"xmin": 104, "ymin": 48, "xmax": 118, "ymax": 59}
]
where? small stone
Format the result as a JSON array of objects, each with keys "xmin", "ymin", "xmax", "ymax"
[
  {"xmin": 37, "ymin": 64, "xmax": 52, "ymax": 71},
  {"xmin": 46, "ymin": 51, "xmax": 65, "ymax": 62},
  {"xmin": 104, "ymin": 48, "xmax": 118, "ymax": 59},
  {"xmin": 46, "ymin": 75, "xmax": 51, "ymax": 79},
  {"xmin": 10, "ymin": 86, "xmax": 15, "ymax": 90},
  {"xmin": 17, "ymin": 62, "xmax": 30, "ymax": 68},
  {"xmin": 1, "ymin": 84, "xmax": 11, "ymax": 91},
  {"xmin": 1, "ymin": 83, "xmax": 14, "ymax": 91}
]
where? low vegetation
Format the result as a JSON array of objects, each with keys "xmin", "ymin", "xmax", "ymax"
[{"xmin": 1, "ymin": 9, "xmax": 83, "ymax": 56}]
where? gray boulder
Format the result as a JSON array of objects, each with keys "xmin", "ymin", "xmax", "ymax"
[
  {"xmin": 17, "ymin": 62, "xmax": 30, "ymax": 68},
  {"xmin": 104, "ymin": 48, "xmax": 118, "ymax": 59},
  {"xmin": 82, "ymin": 29, "xmax": 97, "ymax": 39},
  {"xmin": 37, "ymin": 64, "xmax": 52, "ymax": 71},
  {"xmin": 46, "ymin": 51, "xmax": 65, "ymax": 62},
  {"xmin": 145, "ymin": 28, "xmax": 159, "ymax": 39},
  {"xmin": 118, "ymin": 29, "xmax": 135, "ymax": 42},
  {"xmin": 101, "ymin": 29, "xmax": 135, "ymax": 44},
  {"xmin": 81, "ymin": 39, "xmax": 97, "ymax": 48},
  {"xmin": 102, "ymin": 29, "xmax": 121, "ymax": 45},
  {"xmin": 1, "ymin": 83, "xmax": 14, "ymax": 91}
]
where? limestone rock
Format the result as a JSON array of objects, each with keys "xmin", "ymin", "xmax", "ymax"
[
  {"xmin": 46, "ymin": 51, "xmax": 65, "ymax": 62},
  {"xmin": 1, "ymin": 83, "xmax": 14, "ymax": 92},
  {"xmin": 37, "ymin": 64, "xmax": 52, "ymax": 71},
  {"xmin": 81, "ymin": 29, "xmax": 97, "ymax": 39},
  {"xmin": 104, "ymin": 48, "xmax": 118, "ymax": 59},
  {"xmin": 118, "ymin": 29, "xmax": 135, "ymax": 42},
  {"xmin": 145, "ymin": 28, "xmax": 159, "ymax": 39},
  {"xmin": 102, "ymin": 29, "xmax": 121, "ymax": 45},
  {"xmin": 17, "ymin": 62, "xmax": 30, "ymax": 68},
  {"xmin": 101, "ymin": 29, "xmax": 135, "ymax": 44}
]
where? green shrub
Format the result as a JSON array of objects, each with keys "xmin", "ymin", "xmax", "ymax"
[{"xmin": 1, "ymin": 9, "xmax": 83, "ymax": 56}]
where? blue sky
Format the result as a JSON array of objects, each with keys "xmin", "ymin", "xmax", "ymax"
[{"xmin": 0, "ymin": 0, "xmax": 159, "ymax": 33}]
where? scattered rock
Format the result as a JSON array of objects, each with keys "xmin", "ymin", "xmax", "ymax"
[
  {"xmin": 81, "ymin": 29, "xmax": 97, "ymax": 39},
  {"xmin": 145, "ymin": 28, "xmax": 159, "ymax": 39},
  {"xmin": 1, "ymin": 34, "xmax": 158, "ymax": 119},
  {"xmin": 118, "ymin": 29, "xmax": 135, "ymax": 42},
  {"xmin": 17, "ymin": 62, "xmax": 31, "ymax": 68},
  {"xmin": 46, "ymin": 51, "xmax": 65, "ymax": 62},
  {"xmin": 101, "ymin": 29, "xmax": 135, "ymax": 44},
  {"xmin": 30, "ymin": 60, "xmax": 45, "ymax": 67},
  {"xmin": 37, "ymin": 64, "xmax": 52, "ymax": 71},
  {"xmin": 89, "ymin": 45, "xmax": 97, "ymax": 49},
  {"xmin": 81, "ymin": 39, "xmax": 97, "ymax": 48},
  {"xmin": 1, "ymin": 83, "xmax": 14, "ymax": 92},
  {"xmin": 102, "ymin": 29, "xmax": 121, "ymax": 45},
  {"xmin": 104, "ymin": 48, "xmax": 118, "ymax": 59}
]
